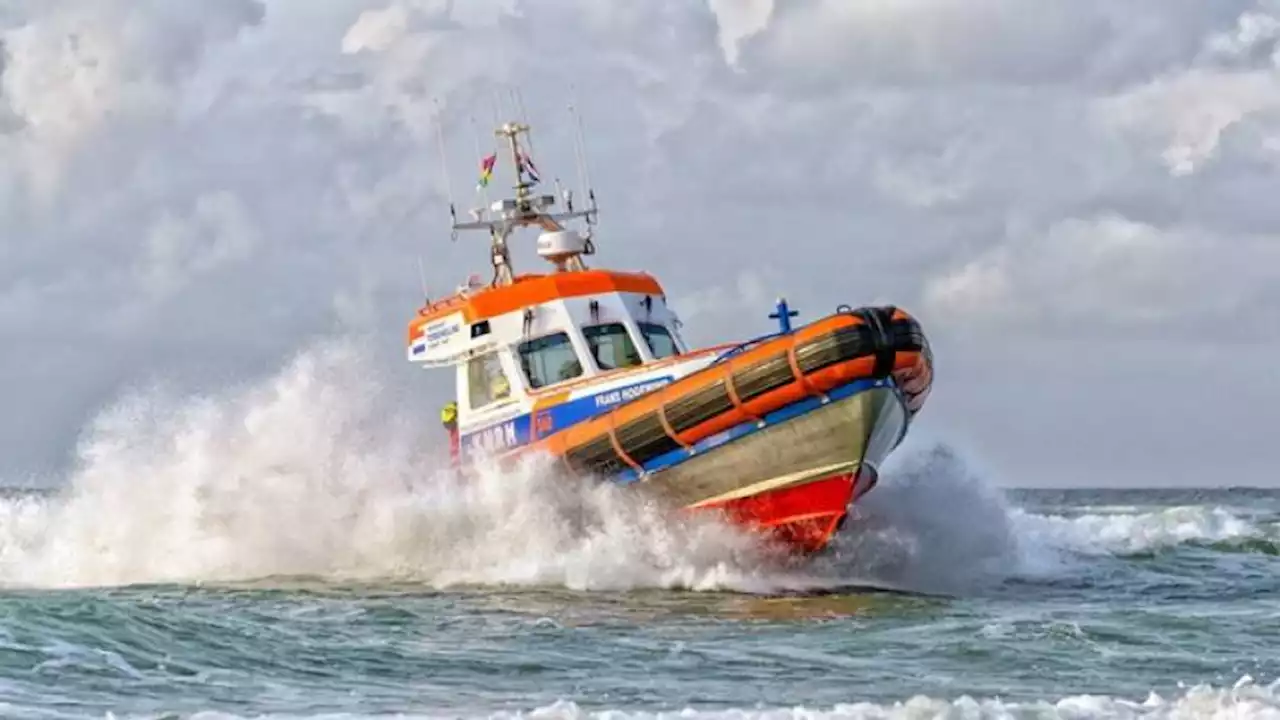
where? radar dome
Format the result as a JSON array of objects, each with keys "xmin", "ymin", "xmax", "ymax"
[{"xmin": 536, "ymin": 229, "xmax": 588, "ymax": 267}]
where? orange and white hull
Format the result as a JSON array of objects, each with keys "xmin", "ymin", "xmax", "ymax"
[{"xmin": 525, "ymin": 306, "xmax": 931, "ymax": 556}]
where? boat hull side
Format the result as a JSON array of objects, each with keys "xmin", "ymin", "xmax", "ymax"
[
  {"xmin": 642, "ymin": 383, "xmax": 905, "ymax": 554},
  {"xmin": 639, "ymin": 384, "xmax": 906, "ymax": 506}
]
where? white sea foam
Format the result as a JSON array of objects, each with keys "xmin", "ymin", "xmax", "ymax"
[
  {"xmin": 0, "ymin": 340, "xmax": 788, "ymax": 591},
  {"xmin": 806, "ymin": 445, "xmax": 1277, "ymax": 593},
  {"xmin": 808, "ymin": 442, "xmax": 1050, "ymax": 594},
  {"xmin": 0, "ymin": 339, "xmax": 1272, "ymax": 593},
  {"xmin": 497, "ymin": 678, "xmax": 1280, "ymax": 720},
  {"xmin": 1009, "ymin": 504, "xmax": 1273, "ymax": 556},
  {"xmin": 176, "ymin": 677, "xmax": 1280, "ymax": 720}
]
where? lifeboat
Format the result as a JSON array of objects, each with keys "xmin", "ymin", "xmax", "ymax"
[{"xmin": 407, "ymin": 114, "xmax": 934, "ymax": 556}]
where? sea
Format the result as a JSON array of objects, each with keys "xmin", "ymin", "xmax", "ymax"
[
  {"xmin": 0, "ymin": 349, "xmax": 1276, "ymax": 719},
  {"xmin": 0, "ymin": 446, "xmax": 1276, "ymax": 719}
]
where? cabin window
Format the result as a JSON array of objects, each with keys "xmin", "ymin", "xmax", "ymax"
[
  {"xmin": 467, "ymin": 352, "xmax": 512, "ymax": 409},
  {"xmin": 519, "ymin": 332, "xmax": 583, "ymax": 389},
  {"xmin": 638, "ymin": 322, "xmax": 679, "ymax": 359},
  {"xmin": 583, "ymin": 323, "xmax": 643, "ymax": 371}
]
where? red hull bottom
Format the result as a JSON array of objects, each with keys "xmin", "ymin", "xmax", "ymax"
[{"xmin": 693, "ymin": 467, "xmax": 879, "ymax": 555}]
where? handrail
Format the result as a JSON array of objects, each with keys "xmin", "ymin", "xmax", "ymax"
[{"xmin": 711, "ymin": 331, "xmax": 785, "ymax": 364}]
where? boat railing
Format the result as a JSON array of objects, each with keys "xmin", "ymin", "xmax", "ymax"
[{"xmin": 711, "ymin": 332, "xmax": 786, "ymax": 364}]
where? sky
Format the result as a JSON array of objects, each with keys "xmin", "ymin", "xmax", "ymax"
[{"xmin": 1, "ymin": 0, "xmax": 1278, "ymax": 488}]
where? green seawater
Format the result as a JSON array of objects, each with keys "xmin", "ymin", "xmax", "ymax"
[{"xmin": 1, "ymin": 467, "xmax": 1278, "ymax": 719}]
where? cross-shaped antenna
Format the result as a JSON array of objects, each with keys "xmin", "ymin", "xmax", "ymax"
[{"xmin": 769, "ymin": 297, "xmax": 799, "ymax": 333}]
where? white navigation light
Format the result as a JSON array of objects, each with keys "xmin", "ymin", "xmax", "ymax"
[{"xmin": 536, "ymin": 229, "xmax": 587, "ymax": 267}]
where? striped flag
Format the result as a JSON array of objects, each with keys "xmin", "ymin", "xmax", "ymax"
[
  {"xmin": 476, "ymin": 153, "xmax": 496, "ymax": 189},
  {"xmin": 518, "ymin": 151, "xmax": 540, "ymax": 184}
]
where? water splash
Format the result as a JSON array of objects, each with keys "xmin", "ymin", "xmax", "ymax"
[
  {"xmin": 0, "ymin": 338, "xmax": 1271, "ymax": 594},
  {"xmin": 807, "ymin": 443, "xmax": 1061, "ymax": 595},
  {"xmin": 0, "ymin": 340, "xmax": 787, "ymax": 591},
  {"xmin": 802, "ymin": 444, "xmax": 1277, "ymax": 594}
]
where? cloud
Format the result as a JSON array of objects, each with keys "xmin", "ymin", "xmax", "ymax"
[
  {"xmin": 1, "ymin": 0, "xmax": 1279, "ymax": 487},
  {"xmin": 666, "ymin": 269, "xmax": 776, "ymax": 344},
  {"xmin": 724, "ymin": 0, "xmax": 1253, "ymax": 92},
  {"xmin": 706, "ymin": 0, "xmax": 774, "ymax": 68},
  {"xmin": 136, "ymin": 191, "xmax": 261, "ymax": 299},
  {"xmin": 923, "ymin": 214, "xmax": 1280, "ymax": 339},
  {"xmin": 0, "ymin": 0, "xmax": 265, "ymax": 199},
  {"xmin": 1093, "ymin": 4, "xmax": 1280, "ymax": 177}
]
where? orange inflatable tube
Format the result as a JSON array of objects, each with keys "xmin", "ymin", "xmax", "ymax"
[{"xmin": 528, "ymin": 306, "xmax": 932, "ymax": 478}]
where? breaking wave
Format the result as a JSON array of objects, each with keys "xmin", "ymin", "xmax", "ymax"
[
  {"xmin": 804, "ymin": 444, "xmax": 1278, "ymax": 593},
  {"xmin": 1010, "ymin": 504, "xmax": 1278, "ymax": 557},
  {"xmin": 0, "ymin": 339, "xmax": 1273, "ymax": 593},
  {"xmin": 182, "ymin": 677, "xmax": 1280, "ymax": 720},
  {"xmin": 503, "ymin": 678, "xmax": 1280, "ymax": 720},
  {"xmin": 502, "ymin": 679, "xmax": 1280, "ymax": 720}
]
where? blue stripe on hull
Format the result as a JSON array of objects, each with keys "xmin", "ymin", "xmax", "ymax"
[
  {"xmin": 460, "ymin": 377, "xmax": 910, "ymax": 483},
  {"xmin": 460, "ymin": 376, "xmax": 675, "ymax": 456}
]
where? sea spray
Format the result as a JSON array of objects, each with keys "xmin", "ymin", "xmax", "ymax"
[
  {"xmin": 808, "ymin": 442, "xmax": 1063, "ymax": 595},
  {"xmin": 0, "ymin": 338, "xmax": 1272, "ymax": 594},
  {"xmin": 789, "ymin": 444, "xmax": 1278, "ymax": 595},
  {"xmin": 0, "ymin": 340, "xmax": 783, "ymax": 591}
]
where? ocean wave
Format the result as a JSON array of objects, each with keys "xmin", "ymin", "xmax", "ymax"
[
  {"xmin": 499, "ymin": 678, "xmax": 1280, "ymax": 720},
  {"xmin": 171, "ymin": 677, "xmax": 1280, "ymax": 720},
  {"xmin": 1009, "ymin": 505, "xmax": 1278, "ymax": 557},
  {"xmin": 801, "ymin": 446, "xmax": 1279, "ymax": 593}
]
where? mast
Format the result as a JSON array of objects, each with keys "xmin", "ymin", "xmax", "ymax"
[{"xmin": 447, "ymin": 112, "xmax": 600, "ymax": 287}]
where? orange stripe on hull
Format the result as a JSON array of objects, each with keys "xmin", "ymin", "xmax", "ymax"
[
  {"xmin": 540, "ymin": 311, "xmax": 892, "ymax": 458},
  {"xmin": 537, "ymin": 308, "xmax": 932, "ymax": 478}
]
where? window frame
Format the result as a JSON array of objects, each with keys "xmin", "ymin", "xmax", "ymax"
[
  {"xmin": 466, "ymin": 351, "xmax": 514, "ymax": 411},
  {"xmin": 636, "ymin": 321, "xmax": 681, "ymax": 359},
  {"xmin": 582, "ymin": 322, "xmax": 645, "ymax": 372},
  {"xmin": 518, "ymin": 331, "xmax": 586, "ymax": 390}
]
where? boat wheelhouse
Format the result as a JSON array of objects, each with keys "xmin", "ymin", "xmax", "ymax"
[{"xmin": 406, "ymin": 121, "xmax": 727, "ymax": 460}]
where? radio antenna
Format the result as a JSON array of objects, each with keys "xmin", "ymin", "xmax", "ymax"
[{"xmin": 432, "ymin": 98, "xmax": 458, "ymax": 241}]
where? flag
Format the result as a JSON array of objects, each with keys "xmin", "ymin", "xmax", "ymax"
[
  {"xmin": 518, "ymin": 151, "xmax": 540, "ymax": 184},
  {"xmin": 476, "ymin": 153, "xmax": 496, "ymax": 189}
]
